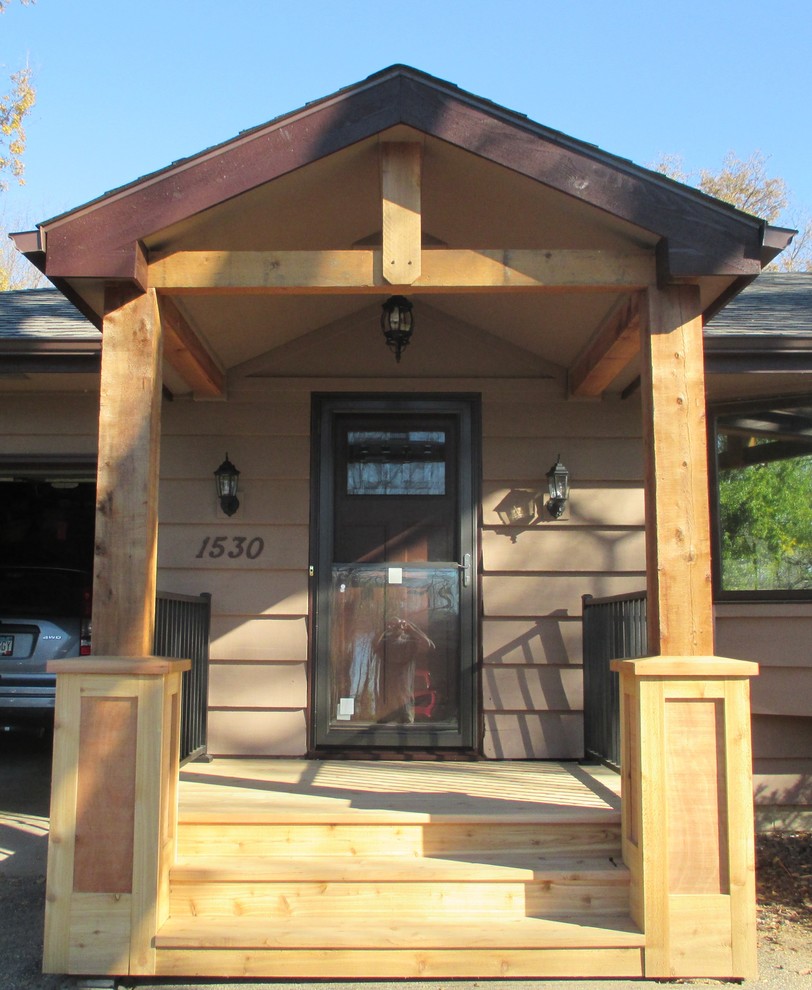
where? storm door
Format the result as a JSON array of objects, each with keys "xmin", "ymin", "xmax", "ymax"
[{"xmin": 311, "ymin": 396, "xmax": 478, "ymax": 750}]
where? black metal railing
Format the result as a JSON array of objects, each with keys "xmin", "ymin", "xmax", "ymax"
[
  {"xmin": 154, "ymin": 591, "xmax": 211, "ymax": 763},
  {"xmin": 582, "ymin": 591, "xmax": 647, "ymax": 768}
]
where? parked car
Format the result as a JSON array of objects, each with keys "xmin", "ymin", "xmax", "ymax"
[{"xmin": 0, "ymin": 566, "xmax": 91, "ymax": 723}]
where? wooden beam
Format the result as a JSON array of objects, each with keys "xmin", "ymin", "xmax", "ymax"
[
  {"xmin": 569, "ymin": 294, "xmax": 644, "ymax": 397},
  {"xmin": 641, "ymin": 285, "xmax": 713, "ymax": 655},
  {"xmin": 381, "ymin": 143, "xmax": 422, "ymax": 285},
  {"xmin": 94, "ymin": 286, "xmax": 163, "ymax": 656},
  {"xmin": 158, "ymin": 296, "xmax": 225, "ymax": 398},
  {"xmin": 148, "ymin": 249, "xmax": 655, "ymax": 294}
]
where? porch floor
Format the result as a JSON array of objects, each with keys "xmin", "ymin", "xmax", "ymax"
[{"xmin": 177, "ymin": 759, "xmax": 622, "ymax": 823}]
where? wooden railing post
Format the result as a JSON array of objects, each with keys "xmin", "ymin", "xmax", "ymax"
[
  {"xmin": 612, "ymin": 656, "xmax": 758, "ymax": 979},
  {"xmin": 44, "ymin": 657, "xmax": 189, "ymax": 977}
]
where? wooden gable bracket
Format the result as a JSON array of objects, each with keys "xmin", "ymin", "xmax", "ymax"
[
  {"xmin": 381, "ymin": 142, "xmax": 422, "ymax": 285},
  {"xmin": 568, "ymin": 292, "xmax": 645, "ymax": 398},
  {"xmin": 148, "ymin": 249, "xmax": 656, "ymax": 294},
  {"xmin": 157, "ymin": 295, "xmax": 226, "ymax": 398}
]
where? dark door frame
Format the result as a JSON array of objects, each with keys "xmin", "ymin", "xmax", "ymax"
[{"xmin": 308, "ymin": 393, "xmax": 481, "ymax": 753}]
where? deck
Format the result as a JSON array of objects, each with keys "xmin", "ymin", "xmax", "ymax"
[{"xmin": 177, "ymin": 758, "xmax": 622, "ymax": 822}]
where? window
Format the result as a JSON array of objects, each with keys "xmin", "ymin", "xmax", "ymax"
[
  {"xmin": 346, "ymin": 431, "xmax": 446, "ymax": 496},
  {"xmin": 714, "ymin": 402, "xmax": 812, "ymax": 594}
]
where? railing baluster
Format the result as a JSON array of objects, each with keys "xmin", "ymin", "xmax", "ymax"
[
  {"xmin": 582, "ymin": 591, "xmax": 647, "ymax": 768},
  {"xmin": 153, "ymin": 591, "xmax": 211, "ymax": 763}
]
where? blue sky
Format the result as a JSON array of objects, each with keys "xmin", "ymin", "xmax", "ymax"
[{"xmin": 2, "ymin": 0, "xmax": 811, "ymax": 230}]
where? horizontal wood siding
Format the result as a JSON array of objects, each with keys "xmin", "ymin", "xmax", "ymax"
[
  {"xmin": 158, "ymin": 386, "xmax": 312, "ymax": 756},
  {"xmin": 0, "ymin": 393, "xmax": 98, "ymax": 457},
  {"xmin": 716, "ymin": 604, "xmax": 812, "ymax": 827},
  {"xmin": 157, "ymin": 378, "xmax": 645, "ymax": 759},
  {"xmin": 481, "ymin": 389, "xmax": 644, "ymax": 759}
]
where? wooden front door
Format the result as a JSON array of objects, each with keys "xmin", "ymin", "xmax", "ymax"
[{"xmin": 311, "ymin": 396, "xmax": 478, "ymax": 750}]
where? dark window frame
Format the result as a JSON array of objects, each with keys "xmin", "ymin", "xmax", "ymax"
[{"xmin": 710, "ymin": 394, "xmax": 812, "ymax": 602}]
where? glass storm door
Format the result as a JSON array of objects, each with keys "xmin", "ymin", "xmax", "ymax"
[{"xmin": 311, "ymin": 397, "xmax": 478, "ymax": 750}]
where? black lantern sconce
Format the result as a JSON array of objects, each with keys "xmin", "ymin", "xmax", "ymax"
[
  {"xmin": 545, "ymin": 455, "xmax": 570, "ymax": 519},
  {"xmin": 381, "ymin": 295, "xmax": 414, "ymax": 363},
  {"xmin": 214, "ymin": 453, "xmax": 240, "ymax": 517}
]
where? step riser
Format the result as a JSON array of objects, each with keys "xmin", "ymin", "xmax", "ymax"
[
  {"xmin": 169, "ymin": 878, "xmax": 631, "ymax": 920},
  {"xmin": 176, "ymin": 823, "xmax": 622, "ymax": 860}
]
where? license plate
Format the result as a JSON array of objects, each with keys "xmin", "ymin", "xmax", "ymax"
[{"xmin": 0, "ymin": 635, "xmax": 13, "ymax": 656}]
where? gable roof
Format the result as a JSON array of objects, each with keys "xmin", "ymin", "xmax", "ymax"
[{"xmin": 14, "ymin": 65, "xmax": 790, "ymax": 286}]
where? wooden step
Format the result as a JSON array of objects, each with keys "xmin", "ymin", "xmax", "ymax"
[
  {"xmin": 156, "ymin": 913, "xmax": 645, "ymax": 951},
  {"xmin": 169, "ymin": 855, "xmax": 631, "ymax": 920},
  {"xmin": 175, "ymin": 818, "xmax": 622, "ymax": 860},
  {"xmin": 172, "ymin": 851, "xmax": 625, "ymax": 883}
]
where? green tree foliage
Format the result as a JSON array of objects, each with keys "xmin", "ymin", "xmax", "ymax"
[
  {"xmin": 0, "ymin": 0, "xmax": 35, "ymax": 190},
  {"xmin": 651, "ymin": 150, "xmax": 812, "ymax": 272},
  {"xmin": 718, "ymin": 437, "xmax": 812, "ymax": 591}
]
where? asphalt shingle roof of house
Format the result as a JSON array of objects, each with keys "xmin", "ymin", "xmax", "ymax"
[
  {"xmin": 0, "ymin": 288, "xmax": 99, "ymax": 342},
  {"xmin": 1, "ymin": 275, "xmax": 811, "ymax": 350},
  {"xmin": 705, "ymin": 273, "xmax": 812, "ymax": 337}
]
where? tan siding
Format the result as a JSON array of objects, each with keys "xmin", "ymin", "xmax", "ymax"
[
  {"xmin": 207, "ymin": 710, "xmax": 307, "ymax": 756},
  {"xmin": 483, "ymin": 529, "xmax": 645, "ymax": 573},
  {"xmin": 483, "ymin": 396, "xmax": 641, "ymax": 440},
  {"xmin": 716, "ymin": 606, "xmax": 812, "ymax": 667},
  {"xmin": 160, "ymin": 479, "xmax": 310, "ymax": 525},
  {"xmin": 482, "ymin": 618, "xmax": 582, "ymax": 665},
  {"xmin": 483, "ymin": 437, "xmax": 643, "ymax": 482},
  {"xmin": 159, "ymin": 394, "xmax": 312, "ymax": 757},
  {"xmin": 0, "ymin": 393, "xmax": 98, "ymax": 458},
  {"xmin": 210, "ymin": 617, "xmax": 307, "ymax": 662},
  {"xmin": 482, "ymin": 666, "xmax": 583, "ymax": 711},
  {"xmin": 715, "ymin": 604, "xmax": 812, "ymax": 812},
  {"xmin": 482, "ymin": 574, "xmax": 646, "ymax": 618},
  {"xmin": 482, "ymin": 483, "xmax": 645, "ymax": 527},
  {"xmin": 209, "ymin": 663, "xmax": 307, "ymax": 709},
  {"xmin": 158, "ymin": 525, "xmax": 309, "ymax": 571},
  {"xmin": 483, "ymin": 713, "xmax": 584, "ymax": 759}
]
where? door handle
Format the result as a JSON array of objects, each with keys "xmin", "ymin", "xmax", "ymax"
[{"xmin": 458, "ymin": 553, "xmax": 471, "ymax": 587}]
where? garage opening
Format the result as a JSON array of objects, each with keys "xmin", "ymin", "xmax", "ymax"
[{"xmin": 0, "ymin": 458, "xmax": 96, "ymax": 570}]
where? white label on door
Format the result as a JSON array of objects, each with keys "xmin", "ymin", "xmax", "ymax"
[
  {"xmin": 338, "ymin": 697, "xmax": 355, "ymax": 718},
  {"xmin": 388, "ymin": 567, "xmax": 403, "ymax": 585}
]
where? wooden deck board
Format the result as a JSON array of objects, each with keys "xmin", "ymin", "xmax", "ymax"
[{"xmin": 178, "ymin": 759, "xmax": 621, "ymax": 823}]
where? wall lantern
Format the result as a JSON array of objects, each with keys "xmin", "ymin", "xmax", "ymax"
[
  {"xmin": 545, "ymin": 455, "xmax": 570, "ymax": 519},
  {"xmin": 214, "ymin": 453, "xmax": 240, "ymax": 517},
  {"xmin": 381, "ymin": 295, "xmax": 414, "ymax": 363}
]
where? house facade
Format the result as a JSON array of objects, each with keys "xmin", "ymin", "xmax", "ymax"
[{"xmin": 3, "ymin": 66, "xmax": 804, "ymax": 980}]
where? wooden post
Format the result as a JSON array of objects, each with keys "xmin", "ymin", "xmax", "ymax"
[
  {"xmin": 94, "ymin": 286, "xmax": 163, "ymax": 655},
  {"xmin": 613, "ymin": 657, "xmax": 758, "ymax": 979},
  {"xmin": 44, "ymin": 658, "xmax": 189, "ymax": 976},
  {"xmin": 641, "ymin": 285, "xmax": 713, "ymax": 655}
]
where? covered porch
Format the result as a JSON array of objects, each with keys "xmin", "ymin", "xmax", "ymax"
[{"xmin": 13, "ymin": 66, "xmax": 792, "ymax": 980}]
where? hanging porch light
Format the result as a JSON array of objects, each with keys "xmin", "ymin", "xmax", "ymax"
[{"xmin": 380, "ymin": 295, "xmax": 414, "ymax": 363}]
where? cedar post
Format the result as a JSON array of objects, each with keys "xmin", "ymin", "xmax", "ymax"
[
  {"xmin": 93, "ymin": 285, "xmax": 163, "ymax": 656},
  {"xmin": 640, "ymin": 284, "xmax": 713, "ymax": 655},
  {"xmin": 620, "ymin": 286, "xmax": 758, "ymax": 978}
]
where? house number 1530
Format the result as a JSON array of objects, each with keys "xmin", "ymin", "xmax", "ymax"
[{"xmin": 195, "ymin": 536, "xmax": 265, "ymax": 560}]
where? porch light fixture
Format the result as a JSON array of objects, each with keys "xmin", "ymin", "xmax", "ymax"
[
  {"xmin": 214, "ymin": 453, "xmax": 240, "ymax": 517},
  {"xmin": 381, "ymin": 295, "xmax": 414, "ymax": 363},
  {"xmin": 545, "ymin": 455, "xmax": 570, "ymax": 519}
]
